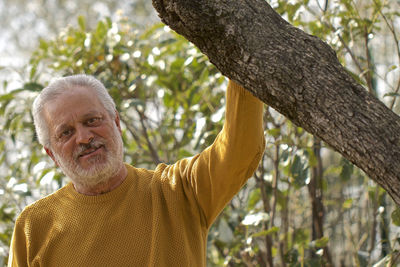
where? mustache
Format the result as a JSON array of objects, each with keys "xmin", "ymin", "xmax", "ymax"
[{"xmin": 73, "ymin": 139, "xmax": 105, "ymax": 159}]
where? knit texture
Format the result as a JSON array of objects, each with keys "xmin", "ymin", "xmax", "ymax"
[{"xmin": 8, "ymin": 80, "xmax": 265, "ymax": 267}]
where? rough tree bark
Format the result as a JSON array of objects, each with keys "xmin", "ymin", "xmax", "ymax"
[{"xmin": 152, "ymin": 0, "xmax": 400, "ymax": 205}]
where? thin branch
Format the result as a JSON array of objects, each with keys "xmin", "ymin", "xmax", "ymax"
[
  {"xmin": 325, "ymin": 21, "xmax": 365, "ymax": 75},
  {"xmin": 269, "ymin": 142, "xmax": 279, "ymax": 229},
  {"xmin": 389, "ymin": 250, "xmax": 400, "ymax": 267},
  {"xmin": 364, "ymin": 27, "xmax": 375, "ymax": 95},
  {"xmin": 305, "ymin": 4, "xmax": 365, "ymax": 76},
  {"xmin": 367, "ymin": 185, "xmax": 379, "ymax": 262},
  {"xmin": 376, "ymin": 3, "xmax": 400, "ymax": 109},
  {"xmin": 314, "ymin": 2, "xmax": 376, "ymax": 92},
  {"xmin": 119, "ymin": 115, "xmax": 143, "ymax": 149},
  {"xmin": 135, "ymin": 106, "xmax": 162, "ymax": 165},
  {"xmin": 254, "ymin": 155, "xmax": 274, "ymax": 267},
  {"xmin": 316, "ymin": 0, "xmax": 329, "ymax": 13}
]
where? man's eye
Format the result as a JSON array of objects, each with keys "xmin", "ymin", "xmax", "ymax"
[
  {"xmin": 58, "ymin": 129, "xmax": 72, "ymax": 139},
  {"xmin": 87, "ymin": 117, "xmax": 101, "ymax": 125}
]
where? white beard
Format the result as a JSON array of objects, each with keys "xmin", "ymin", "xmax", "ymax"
[{"xmin": 53, "ymin": 126, "xmax": 124, "ymax": 188}]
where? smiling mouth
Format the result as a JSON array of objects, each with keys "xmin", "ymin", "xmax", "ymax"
[{"xmin": 79, "ymin": 145, "xmax": 104, "ymax": 158}]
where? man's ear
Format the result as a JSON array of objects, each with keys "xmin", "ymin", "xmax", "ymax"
[
  {"xmin": 44, "ymin": 147, "xmax": 59, "ymax": 167},
  {"xmin": 114, "ymin": 111, "xmax": 122, "ymax": 135}
]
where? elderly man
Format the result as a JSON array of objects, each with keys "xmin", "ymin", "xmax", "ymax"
[{"xmin": 8, "ymin": 74, "xmax": 265, "ymax": 266}]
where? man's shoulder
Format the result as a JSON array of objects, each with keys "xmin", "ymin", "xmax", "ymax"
[{"xmin": 16, "ymin": 184, "xmax": 70, "ymax": 224}]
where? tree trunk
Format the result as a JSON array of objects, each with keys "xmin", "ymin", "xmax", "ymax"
[
  {"xmin": 256, "ymin": 155, "xmax": 274, "ymax": 266},
  {"xmin": 152, "ymin": 0, "xmax": 400, "ymax": 205},
  {"xmin": 309, "ymin": 138, "xmax": 333, "ymax": 266}
]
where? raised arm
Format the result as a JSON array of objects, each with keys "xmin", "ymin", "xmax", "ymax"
[{"xmin": 179, "ymin": 79, "xmax": 265, "ymax": 227}]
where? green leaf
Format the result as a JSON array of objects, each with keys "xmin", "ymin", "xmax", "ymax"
[
  {"xmin": 39, "ymin": 39, "xmax": 49, "ymax": 51},
  {"xmin": 388, "ymin": 65, "xmax": 398, "ymax": 72},
  {"xmin": 198, "ymin": 68, "xmax": 209, "ymax": 84},
  {"xmin": 342, "ymin": 199, "xmax": 353, "ymax": 209},
  {"xmin": 267, "ymin": 128, "xmax": 281, "ymax": 138},
  {"xmin": 290, "ymin": 154, "xmax": 309, "ymax": 188},
  {"xmin": 284, "ymin": 248, "xmax": 299, "ymax": 264},
  {"xmin": 251, "ymin": 227, "xmax": 279, "ymax": 238},
  {"xmin": 128, "ymin": 99, "xmax": 146, "ymax": 107},
  {"xmin": 280, "ymin": 149, "xmax": 289, "ymax": 162},
  {"xmin": 24, "ymin": 82, "xmax": 43, "ymax": 92},
  {"xmin": 96, "ymin": 21, "xmax": 107, "ymax": 38},
  {"xmin": 291, "ymin": 155, "xmax": 302, "ymax": 176},
  {"xmin": 314, "ymin": 236, "xmax": 329, "ymax": 248},
  {"xmin": 391, "ymin": 208, "xmax": 400, "ymax": 226},
  {"xmin": 0, "ymin": 93, "xmax": 14, "ymax": 102},
  {"xmin": 383, "ymin": 92, "xmax": 400, "ymax": 98},
  {"xmin": 306, "ymin": 147, "xmax": 317, "ymax": 167},
  {"xmin": 293, "ymin": 228, "xmax": 309, "ymax": 245},
  {"xmin": 78, "ymin": 16, "xmax": 86, "ymax": 31},
  {"xmin": 247, "ymin": 188, "xmax": 261, "ymax": 211},
  {"xmin": 340, "ymin": 158, "xmax": 353, "ymax": 181}
]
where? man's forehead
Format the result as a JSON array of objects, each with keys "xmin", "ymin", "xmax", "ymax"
[
  {"xmin": 43, "ymin": 88, "xmax": 105, "ymax": 127},
  {"xmin": 45, "ymin": 106, "xmax": 102, "ymax": 122},
  {"xmin": 52, "ymin": 110, "xmax": 103, "ymax": 130}
]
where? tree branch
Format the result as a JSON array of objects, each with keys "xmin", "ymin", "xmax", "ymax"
[
  {"xmin": 135, "ymin": 107, "xmax": 162, "ymax": 165},
  {"xmin": 152, "ymin": 0, "xmax": 400, "ymax": 205},
  {"xmin": 377, "ymin": 6, "xmax": 400, "ymax": 110}
]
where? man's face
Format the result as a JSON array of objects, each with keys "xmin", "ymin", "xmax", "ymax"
[{"xmin": 43, "ymin": 86, "xmax": 124, "ymax": 187}]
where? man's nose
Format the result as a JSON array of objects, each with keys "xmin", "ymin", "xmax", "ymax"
[{"xmin": 75, "ymin": 126, "xmax": 94, "ymax": 144}]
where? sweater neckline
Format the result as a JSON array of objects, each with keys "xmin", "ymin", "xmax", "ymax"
[{"xmin": 63, "ymin": 163, "xmax": 134, "ymax": 204}]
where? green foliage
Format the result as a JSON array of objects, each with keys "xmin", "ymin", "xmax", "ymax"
[
  {"xmin": 2, "ymin": 0, "xmax": 400, "ymax": 265},
  {"xmin": 391, "ymin": 208, "xmax": 400, "ymax": 226},
  {"xmin": 0, "ymin": 16, "xmax": 225, "ymax": 265},
  {"xmin": 290, "ymin": 154, "xmax": 309, "ymax": 188},
  {"xmin": 339, "ymin": 158, "xmax": 354, "ymax": 182},
  {"xmin": 27, "ymin": 17, "xmax": 225, "ymax": 167},
  {"xmin": 208, "ymin": 0, "xmax": 400, "ymax": 265}
]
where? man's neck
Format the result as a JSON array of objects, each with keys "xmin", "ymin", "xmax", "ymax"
[{"xmin": 73, "ymin": 164, "xmax": 128, "ymax": 196}]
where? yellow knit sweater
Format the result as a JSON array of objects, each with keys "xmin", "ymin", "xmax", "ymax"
[{"xmin": 8, "ymin": 81, "xmax": 265, "ymax": 267}]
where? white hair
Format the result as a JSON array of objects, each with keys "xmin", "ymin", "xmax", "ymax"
[{"xmin": 32, "ymin": 74, "xmax": 116, "ymax": 147}]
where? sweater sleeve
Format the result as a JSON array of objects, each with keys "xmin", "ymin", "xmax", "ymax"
[
  {"xmin": 178, "ymin": 80, "xmax": 265, "ymax": 228},
  {"xmin": 7, "ymin": 216, "xmax": 28, "ymax": 267}
]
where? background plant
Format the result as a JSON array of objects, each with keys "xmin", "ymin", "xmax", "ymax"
[{"xmin": 1, "ymin": 0, "xmax": 400, "ymax": 266}]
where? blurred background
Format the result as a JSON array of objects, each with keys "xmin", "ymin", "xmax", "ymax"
[{"xmin": 1, "ymin": 0, "xmax": 400, "ymax": 266}]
